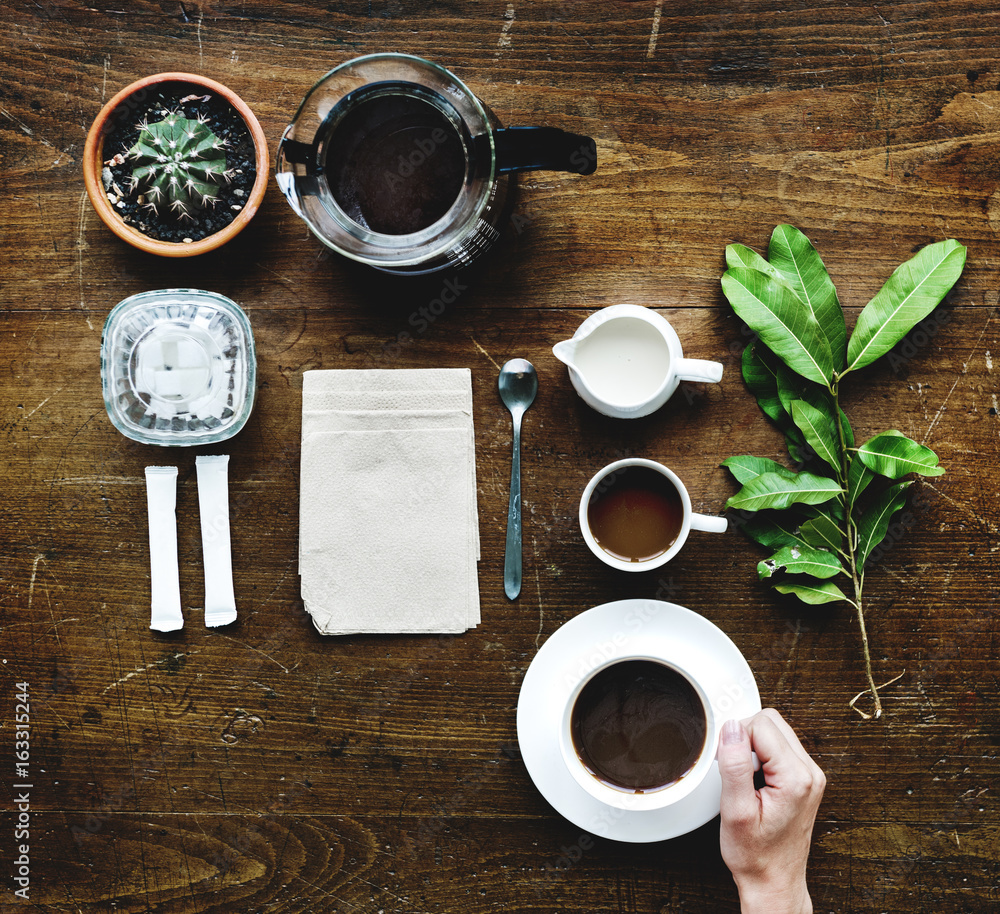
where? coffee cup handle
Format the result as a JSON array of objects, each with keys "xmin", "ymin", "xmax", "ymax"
[
  {"xmin": 690, "ymin": 512, "xmax": 728, "ymax": 534},
  {"xmin": 493, "ymin": 127, "xmax": 597, "ymax": 175},
  {"xmin": 675, "ymin": 358, "xmax": 724, "ymax": 385}
]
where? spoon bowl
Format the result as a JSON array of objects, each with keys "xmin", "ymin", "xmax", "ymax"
[{"xmin": 499, "ymin": 359, "xmax": 538, "ymax": 599}]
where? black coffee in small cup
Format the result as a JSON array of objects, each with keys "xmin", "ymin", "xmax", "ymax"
[
  {"xmin": 571, "ymin": 659, "xmax": 707, "ymax": 793},
  {"xmin": 587, "ymin": 465, "xmax": 684, "ymax": 562},
  {"xmin": 323, "ymin": 88, "xmax": 467, "ymax": 236}
]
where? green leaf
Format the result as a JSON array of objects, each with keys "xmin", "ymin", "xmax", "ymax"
[
  {"xmin": 722, "ymin": 267, "xmax": 836, "ymax": 386},
  {"xmin": 768, "ymin": 224, "xmax": 847, "ymax": 369},
  {"xmin": 771, "ymin": 368, "xmax": 842, "ymax": 469},
  {"xmin": 857, "ymin": 430, "xmax": 945, "ymax": 479},
  {"xmin": 774, "ymin": 362, "xmax": 803, "ymax": 417},
  {"xmin": 742, "ymin": 346, "xmax": 820, "ymax": 470},
  {"xmin": 785, "ymin": 430, "xmax": 810, "ymax": 466},
  {"xmin": 845, "ymin": 239, "xmax": 967, "ymax": 373},
  {"xmin": 722, "ymin": 455, "xmax": 798, "ymax": 485},
  {"xmin": 758, "ymin": 544, "xmax": 844, "ymax": 580},
  {"xmin": 738, "ymin": 515, "xmax": 814, "ymax": 550},
  {"xmin": 791, "ymin": 399, "xmax": 841, "ymax": 473},
  {"xmin": 773, "ymin": 578, "xmax": 850, "ymax": 605},
  {"xmin": 774, "ymin": 363, "xmax": 826, "ymax": 405},
  {"xmin": 799, "ymin": 510, "xmax": 844, "ymax": 553},
  {"xmin": 742, "ymin": 340, "xmax": 788, "ymax": 426},
  {"xmin": 774, "ymin": 363, "xmax": 835, "ymax": 424},
  {"xmin": 839, "ymin": 406, "xmax": 855, "ymax": 450},
  {"xmin": 856, "ymin": 481, "xmax": 912, "ymax": 569},
  {"xmin": 803, "ymin": 497, "xmax": 846, "ymax": 523},
  {"xmin": 727, "ymin": 243, "xmax": 782, "ymax": 277},
  {"xmin": 848, "ymin": 454, "xmax": 877, "ymax": 512},
  {"xmin": 726, "ymin": 470, "xmax": 844, "ymax": 512}
]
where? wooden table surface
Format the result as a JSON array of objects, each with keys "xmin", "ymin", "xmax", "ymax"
[{"xmin": 2, "ymin": 2, "xmax": 998, "ymax": 911}]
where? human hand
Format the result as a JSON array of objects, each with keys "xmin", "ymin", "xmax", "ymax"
[{"xmin": 717, "ymin": 708, "xmax": 826, "ymax": 914}]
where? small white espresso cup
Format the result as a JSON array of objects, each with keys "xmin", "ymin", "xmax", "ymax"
[
  {"xmin": 579, "ymin": 458, "xmax": 728, "ymax": 572},
  {"xmin": 560, "ymin": 653, "xmax": 719, "ymax": 812}
]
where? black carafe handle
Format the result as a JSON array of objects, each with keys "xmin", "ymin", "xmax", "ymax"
[{"xmin": 493, "ymin": 127, "xmax": 597, "ymax": 175}]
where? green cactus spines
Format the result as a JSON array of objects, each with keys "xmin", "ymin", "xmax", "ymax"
[{"xmin": 128, "ymin": 111, "xmax": 230, "ymax": 220}]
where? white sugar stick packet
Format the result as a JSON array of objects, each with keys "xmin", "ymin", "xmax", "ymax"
[
  {"xmin": 144, "ymin": 466, "xmax": 183, "ymax": 632},
  {"xmin": 196, "ymin": 455, "xmax": 237, "ymax": 627}
]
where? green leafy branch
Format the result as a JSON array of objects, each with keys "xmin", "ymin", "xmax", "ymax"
[{"xmin": 720, "ymin": 224, "xmax": 966, "ymax": 719}]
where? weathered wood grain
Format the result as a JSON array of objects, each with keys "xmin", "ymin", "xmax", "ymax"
[{"xmin": 2, "ymin": 1, "xmax": 999, "ymax": 912}]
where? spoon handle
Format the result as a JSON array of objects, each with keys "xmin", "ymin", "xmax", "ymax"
[{"xmin": 504, "ymin": 413, "xmax": 523, "ymax": 600}]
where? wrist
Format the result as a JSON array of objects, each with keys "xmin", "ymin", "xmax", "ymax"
[{"xmin": 736, "ymin": 876, "xmax": 811, "ymax": 914}]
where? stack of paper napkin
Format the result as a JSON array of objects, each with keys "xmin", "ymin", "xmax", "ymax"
[{"xmin": 299, "ymin": 369, "xmax": 481, "ymax": 635}]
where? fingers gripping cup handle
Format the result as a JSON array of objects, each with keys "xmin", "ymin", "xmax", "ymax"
[
  {"xmin": 675, "ymin": 357, "xmax": 724, "ymax": 385},
  {"xmin": 712, "ymin": 749, "xmax": 761, "ymax": 771},
  {"xmin": 690, "ymin": 512, "xmax": 729, "ymax": 534}
]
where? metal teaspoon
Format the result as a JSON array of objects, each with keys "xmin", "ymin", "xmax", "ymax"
[{"xmin": 498, "ymin": 359, "xmax": 538, "ymax": 600}]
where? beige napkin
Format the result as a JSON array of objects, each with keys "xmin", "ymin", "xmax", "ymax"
[{"xmin": 299, "ymin": 369, "xmax": 480, "ymax": 635}]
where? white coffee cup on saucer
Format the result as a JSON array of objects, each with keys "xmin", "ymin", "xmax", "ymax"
[{"xmin": 517, "ymin": 600, "xmax": 763, "ymax": 842}]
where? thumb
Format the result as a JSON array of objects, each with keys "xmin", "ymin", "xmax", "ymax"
[{"xmin": 717, "ymin": 718, "xmax": 758, "ymax": 827}]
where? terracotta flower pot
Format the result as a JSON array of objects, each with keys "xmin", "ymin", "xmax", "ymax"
[{"xmin": 83, "ymin": 72, "xmax": 268, "ymax": 257}]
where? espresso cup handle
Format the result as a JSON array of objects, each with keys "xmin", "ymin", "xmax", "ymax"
[
  {"xmin": 675, "ymin": 358, "xmax": 724, "ymax": 385},
  {"xmin": 690, "ymin": 512, "xmax": 728, "ymax": 534},
  {"xmin": 493, "ymin": 127, "xmax": 598, "ymax": 175}
]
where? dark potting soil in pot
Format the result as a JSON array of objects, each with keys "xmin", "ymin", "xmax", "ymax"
[{"xmin": 100, "ymin": 81, "xmax": 258, "ymax": 244}]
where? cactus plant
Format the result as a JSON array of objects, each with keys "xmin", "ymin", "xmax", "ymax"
[{"xmin": 128, "ymin": 111, "xmax": 231, "ymax": 220}]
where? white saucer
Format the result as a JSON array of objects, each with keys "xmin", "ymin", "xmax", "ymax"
[{"xmin": 516, "ymin": 600, "xmax": 761, "ymax": 843}]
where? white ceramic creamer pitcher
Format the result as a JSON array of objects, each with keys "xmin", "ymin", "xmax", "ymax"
[{"xmin": 552, "ymin": 304, "xmax": 724, "ymax": 418}]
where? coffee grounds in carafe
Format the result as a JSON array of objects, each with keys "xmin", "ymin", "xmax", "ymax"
[{"xmin": 325, "ymin": 91, "xmax": 467, "ymax": 236}]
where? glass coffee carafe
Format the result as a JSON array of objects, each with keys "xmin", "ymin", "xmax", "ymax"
[{"xmin": 276, "ymin": 53, "xmax": 597, "ymax": 274}]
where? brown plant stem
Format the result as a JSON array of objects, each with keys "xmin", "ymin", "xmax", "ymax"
[
  {"xmin": 830, "ymin": 372, "xmax": 884, "ymax": 720},
  {"xmin": 833, "ymin": 376, "xmax": 882, "ymax": 719},
  {"xmin": 849, "ymin": 591, "xmax": 881, "ymax": 719}
]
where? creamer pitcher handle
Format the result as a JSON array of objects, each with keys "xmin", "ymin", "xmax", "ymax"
[{"xmin": 675, "ymin": 358, "xmax": 724, "ymax": 385}]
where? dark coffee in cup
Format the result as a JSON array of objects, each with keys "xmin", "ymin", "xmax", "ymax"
[
  {"xmin": 586, "ymin": 465, "xmax": 684, "ymax": 562},
  {"xmin": 323, "ymin": 87, "xmax": 467, "ymax": 236},
  {"xmin": 570, "ymin": 659, "xmax": 707, "ymax": 793}
]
